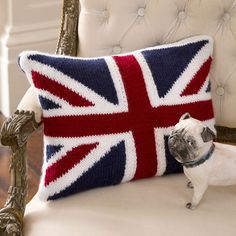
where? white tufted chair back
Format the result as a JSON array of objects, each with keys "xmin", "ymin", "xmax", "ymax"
[{"xmin": 78, "ymin": 0, "xmax": 236, "ymax": 129}]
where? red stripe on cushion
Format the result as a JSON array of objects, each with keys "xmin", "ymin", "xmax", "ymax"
[
  {"xmin": 32, "ymin": 71, "xmax": 94, "ymax": 107},
  {"xmin": 45, "ymin": 143, "xmax": 98, "ymax": 186},
  {"xmin": 113, "ymin": 55, "xmax": 158, "ymax": 180},
  {"xmin": 181, "ymin": 57, "xmax": 212, "ymax": 96},
  {"xmin": 43, "ymin": 100, "xmax": 214, "ymax": 138}
]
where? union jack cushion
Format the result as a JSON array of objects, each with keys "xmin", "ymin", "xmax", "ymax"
[{"xmin": 19, "ymin": 35, "xmax": 215, "ymax": 201}]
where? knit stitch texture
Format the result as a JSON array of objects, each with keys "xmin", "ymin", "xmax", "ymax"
[{"xmin": 19, "ymin": 35, "xmax": 215, "ymax": 201}]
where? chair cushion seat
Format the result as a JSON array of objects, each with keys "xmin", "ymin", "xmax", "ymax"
[{"xmin": 23, "ymin": 174, "xmax": 236, "ymax": 236}]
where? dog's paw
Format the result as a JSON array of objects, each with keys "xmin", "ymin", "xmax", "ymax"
[
  {"xmin": 187, "ymin": 181, "xmax": 194, "ymax": 189},
  {"xmin": 185, "ymin": 202, "xmax": 196, "ymax": 210}
]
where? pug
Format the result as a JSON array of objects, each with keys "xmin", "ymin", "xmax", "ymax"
[{"xmin": 168, "ymin": 113, "xmax": 236, "ymax": 209}]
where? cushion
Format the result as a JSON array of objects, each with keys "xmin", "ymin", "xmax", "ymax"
[
  {"xmin": 23, "ymin": 174, "xmax": 236, "ymax": 236},
  {"xmin": 19, "ymin": 35, "xmax": 215, "ymax": 201}
]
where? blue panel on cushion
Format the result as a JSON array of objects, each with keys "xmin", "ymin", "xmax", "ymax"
[
  {"xmin": 46, "ymin": 145, "xmax": 63, "ymax": 162},
  {"xmin": 28, "ymin": 55, "xmax": 119, "ymax": 105},
  {"xmin": 38, "ymin": 95, "xmax": 61, "ymax": 110},
  {"xmin": 48, "ymin": 141, "xmax": 126, "ymax": 200},
  {"xmin": 164, "ymin": 135, "xmax": 183, "ymax": 174},
  {"xmin": 142, "ymin": 40, "xmax": 208, "ymax": 98}
]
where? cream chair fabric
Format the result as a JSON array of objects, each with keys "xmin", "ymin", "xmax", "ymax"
[{"xmin": 24, "ymin": 174, "xmax": 236, "ymax": 236}]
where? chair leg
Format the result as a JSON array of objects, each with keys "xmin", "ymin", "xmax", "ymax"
[{"xmin": 0, "ymin": 111, "xmax": 40, "ymax": 236}]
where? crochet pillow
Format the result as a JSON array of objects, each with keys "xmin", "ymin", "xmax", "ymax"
[{"xmin": 19, "ymin": 35, "xmax": 215, "ymax": 201}]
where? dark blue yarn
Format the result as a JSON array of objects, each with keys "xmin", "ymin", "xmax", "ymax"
[
  {"xmin": 28, "ymin": 55, "xmax": 119, "ymax": 105},
  {"xmin": 38, "ymin": 96, "xmax": 61, "ymax": 110},
  {"xmin": 48, "ymin": 141, "xmax": 126, "ymax": 200},
  {"xmin": 46, "ymin": 145, "xmax": 63, "ymax": 162},
  {"xmin": 142, "ymin": 40, "xmax": 208, "ymax": 98},
  {"xmin": 164, "ymin": 135, "xmax": 183, "ymax": 174}
]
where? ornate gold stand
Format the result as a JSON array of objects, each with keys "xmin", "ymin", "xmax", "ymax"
[
  {"xmin": 56, "ymin": 0, "xmax": 79, "ymax": 56},
  {"xmin": 0, "ymin": 111, "xmax": 40, "ymax": 236}
]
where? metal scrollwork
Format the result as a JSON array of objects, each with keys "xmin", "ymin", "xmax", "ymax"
[
  {"xmin": 56, "ymin": 0, "xmax": 79, "ymax": 56},
  {"xmin": 0, "ymin": 111, "xmax": 40, "ymax": 235},
  {"xmin": 0, "ymin": 208, "xmax": 22, "ymax": 236}
]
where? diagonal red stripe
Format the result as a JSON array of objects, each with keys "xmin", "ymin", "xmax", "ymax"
[
  {"xmin": 45, "ymin": 143, "xmax": 98, "ymax": 186},
  {"xmin": 181, "ymin": 57, "xmax": 212, "ymax": 96},
  {"xmin": 32, "ymin": 71, "xmax": 94, "ymax": 107}
]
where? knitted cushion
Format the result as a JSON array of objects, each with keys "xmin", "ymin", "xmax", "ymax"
[{"xmin": 19, "ymin": 35, "xmax": 215, "ymax": 201}]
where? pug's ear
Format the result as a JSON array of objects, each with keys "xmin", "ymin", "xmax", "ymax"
[
  {"xmin": 201, "ymin": 127, "xmax": 216, "ymax": 143},
  {"xmin": 179, "ymin": 113, "xmax": 191, "ymax": 122}
]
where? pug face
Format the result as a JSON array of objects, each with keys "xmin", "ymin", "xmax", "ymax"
[{"xmin": 168, "ymin": 113, "xmax": 215, "ymax": 164}]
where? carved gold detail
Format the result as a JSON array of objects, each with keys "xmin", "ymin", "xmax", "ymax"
[
  {"xmin": 56, "ymin": 0, "xmax": 79, "ymax": 56},
  {"xmin": 0, "ymin": 111, "xmax": 40, "ymax": 236}
]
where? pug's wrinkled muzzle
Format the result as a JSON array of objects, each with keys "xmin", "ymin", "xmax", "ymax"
[{"xmin": 168, "ymin": 133, "xmax": 192, "ymax": 163}]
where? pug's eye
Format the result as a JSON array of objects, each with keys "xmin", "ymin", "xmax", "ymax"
[
  {"xmin": 186, "ymin": 138, "xmax": 195, "ymax": 147},
  {"xmin": 188, "ymin": 141, "xmax": 193, "ymax": 146}
]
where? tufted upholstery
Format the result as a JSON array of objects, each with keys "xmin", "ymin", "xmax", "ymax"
[{"xmin": 78, "ymin": 0, "xmax": 236, "ymax": 128}]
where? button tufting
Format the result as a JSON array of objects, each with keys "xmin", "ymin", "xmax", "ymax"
[
  {"xmin": 138, "ymin": 7, "xmax": 145, "ymax": 17},
  {"xmin": 223, "ymin": 12, "xmax": 230, "ymax": 21},
  {"xmin": 113, "ymin": 46, "xmax": 122, "ymax": 54},
  {"xmin": 179, "ymin": 11, "xmax": 186, "ymax": 20},
  {"xmin": 102, "ymin": 10, "xmax": 109, "ymax": 18},
  {"xmin": 216, "ymin": 86, "xmax": 225, "ymax": 96}
]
